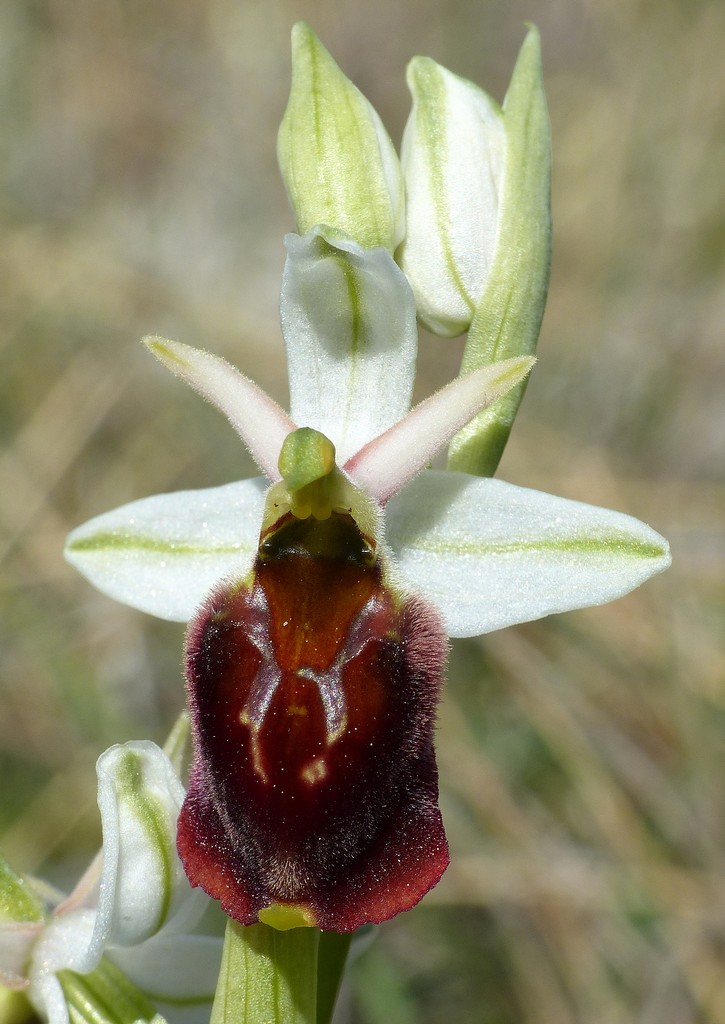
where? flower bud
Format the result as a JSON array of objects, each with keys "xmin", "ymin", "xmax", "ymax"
[
  {"xmin": 277, "ymin": 22, "xmax": 405, "ymax": 251},
  {"xmin": 398, "ymin": 58, "xmax": 506, "ymax": 337},
  {"xmin": 398, "ymin": 27, "xmax": 550, "ymax": 344}
]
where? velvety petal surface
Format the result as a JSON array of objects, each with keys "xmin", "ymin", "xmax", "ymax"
[
  {"xmin": 65, "ymin": 480, "xmax": 267, "ymax": 622},
  {"xmin": 178, "ymin": 510, "xmax": 449, "ymax": 932},
  {"xmin": 281, "ymin": 228, "xmax": 418, "ymax": 463},
  {"xmin": 385, "ymin": 471, "xmax": 671, "ymax": 637}
]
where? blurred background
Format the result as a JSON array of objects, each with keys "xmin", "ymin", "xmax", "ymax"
[{"xmin": 1, "ymin": 0, "xmax": 723, "ymax": 1021}]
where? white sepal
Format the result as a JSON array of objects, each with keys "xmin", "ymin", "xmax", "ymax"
[
  {"xmin": 385, "ymin": 471, "xmax": 671, "ymax": 637},
  {"xmin": 28, "ymin": 909, "xmax": 96, "ymax": 1024},
  {"xmin": 281, "ymin": 227, "xmax": 418, "ymax": 463},
  {"xmin": 111, "ymin": 935, "xmax": 221, "ymax": 1024},
  {"xmin": 64, "ymin": 480, "xmax": 267, "ymax": 622},
  {"xmin": 22, "ymin": 743, "xmax": 220, "ymax": 1024}
]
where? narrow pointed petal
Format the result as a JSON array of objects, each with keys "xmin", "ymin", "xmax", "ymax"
[
  {"xmin": 344, "ymin": 357, "xmax": 533, "ymax": 504},
  {"xmin": 65, "ymin": 480, "xmax": 266, "ymax": 622},
  {"xmin": 281, "ymin": 228, "xmax": 418, "ymax": 463},
  {"xmin": 77, "ymin": 742, "xmax": 208, "ymax": 977},
  {"xmin": 385, "ymin": 471, "xmax": 671, "ymax": 637},
  {"xmin": 144, "ymin": 338, "xmax": 295, "ymax": 481}
]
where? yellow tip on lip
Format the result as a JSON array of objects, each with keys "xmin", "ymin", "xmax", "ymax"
[{"xmin": 258, "ymin": 902, "xmax": 317, "ymax": 930}]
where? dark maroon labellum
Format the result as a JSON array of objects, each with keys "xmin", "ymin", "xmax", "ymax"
[{"xmin": 177, "ymin": 509, "xmax": 449, "ymax": 932}]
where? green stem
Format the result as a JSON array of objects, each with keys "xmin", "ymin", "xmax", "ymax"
[{"xmin": 211, "ymin": 919, "xmax": 319, "ymax": 1024}]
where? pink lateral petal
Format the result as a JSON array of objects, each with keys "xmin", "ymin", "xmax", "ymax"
[
  {"xmin": 145, "ymin": 337, "xmax": 296, "ymax": 481},
  {"xmin": 344, "ymin": 356, "xmax": 534, "ymax": 504}
]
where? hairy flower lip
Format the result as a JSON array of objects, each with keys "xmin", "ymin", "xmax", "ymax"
[
  {"xmin": 63, "ymin": 208, "xmax": 670, "ymax": 944},
  {"xmin": 177, "ymin": 509, "xmax": 450, "ymax": 931}
]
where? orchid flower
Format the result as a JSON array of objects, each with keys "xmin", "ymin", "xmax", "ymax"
[
  {"xmin": 64, "ymin": 228, "xmax": 670, "ymax": 933},
  {"xmin": 0, "ymin": 741, "xmax": 222, "ymax": 1024}
]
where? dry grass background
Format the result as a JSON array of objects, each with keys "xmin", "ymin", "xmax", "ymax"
[{"xmin": 1, "ymin": 0, "xmax": 723, "ymax": 1021}]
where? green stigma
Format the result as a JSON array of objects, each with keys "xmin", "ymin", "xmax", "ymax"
[{"xmin": 278, "ymin": 428, "xmax": 337, "ymax": 520}]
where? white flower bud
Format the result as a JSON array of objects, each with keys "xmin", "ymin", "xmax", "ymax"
[
  {"xmin": 399, "ymin": 58, "xmax": 506, "ymax": 337},
  {"xmin": 399, "ymin": 28, "xmax": 550, "ymax": 349}
]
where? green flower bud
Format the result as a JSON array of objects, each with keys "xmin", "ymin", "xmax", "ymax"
[{"xmin": 277, "ymin": 22, "xmax": 405, "ymax": 250}]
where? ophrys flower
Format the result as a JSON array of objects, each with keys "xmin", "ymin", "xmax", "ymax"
[{"xmin": 65, "ymin": 230, "xmax": 670, "ymax": 932}]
